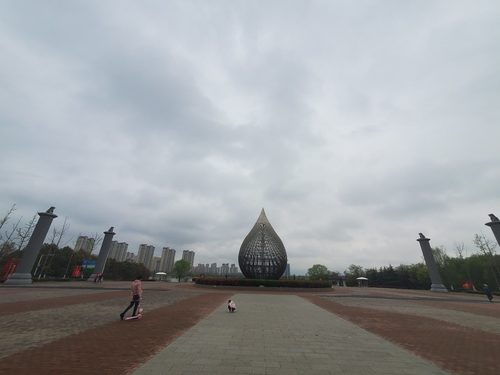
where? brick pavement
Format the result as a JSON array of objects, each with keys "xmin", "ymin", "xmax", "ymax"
[
  {"xmin": 0, "ymin": 288, "xmax": 230, "ymax": 375},
  {"xmin": 1, "ymin": 283, "xmax": 499, "ymax": 375},
  {"xmin": 320, "ymin": 295, "xmax": 500, "ymax": 334},
  {"xmin": 307, "ymin": 294, "xmax": 500, "ymax": 375},
  {"xmin": 133, "ymin": 294, "xmax": 448, "ymax": 375}
]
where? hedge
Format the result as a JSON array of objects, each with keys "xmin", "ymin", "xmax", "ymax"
[{"xmin": 194, "ymin": 277, "xmax": 332, "ymax": 288}]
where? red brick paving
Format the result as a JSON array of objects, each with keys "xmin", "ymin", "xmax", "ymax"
[
  {"xmin": 416, "ymin": 300, "xmax": 500, "ymax": 319},
  {"xmin": 0, "ymin": 291, "xmax": 230, "ymax": 375},
  {"xmin": 0, "ymin": 290, "xmax": 129, "ymax": 316},
  {"xmin": 303, "ymin": 294, "xmax": 500, "ymax": 375}
]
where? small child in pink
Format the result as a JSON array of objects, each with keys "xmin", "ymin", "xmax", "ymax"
[{"xmin": 227, "ymin": 299, "xmax": 236, "ymax": 312}]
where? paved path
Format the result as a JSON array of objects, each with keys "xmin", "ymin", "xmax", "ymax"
[{"xmin": 133, "ymin": 294, "xmax": 448, "ymax": 375}]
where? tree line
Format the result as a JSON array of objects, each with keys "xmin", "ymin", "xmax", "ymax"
[{"xmin": 308, "ymin": 233, "xmax": 500, "ymax": 291}]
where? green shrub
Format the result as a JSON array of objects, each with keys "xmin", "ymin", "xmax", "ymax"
[{"xmin": 195, "ymin": 277, "xmax": 331, "ymax": 288}]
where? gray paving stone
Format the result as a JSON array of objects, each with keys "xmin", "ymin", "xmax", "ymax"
[{"xmin": 133, "ymin": 294, "xmax": 449, "ymax": 375}]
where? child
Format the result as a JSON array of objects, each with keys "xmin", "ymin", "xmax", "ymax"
[{"xmin": 227, "ymin": 299, "xmax": 236, "ymax": 312}]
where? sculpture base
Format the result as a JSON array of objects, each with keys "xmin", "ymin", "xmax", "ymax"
[
  {"xmin": 4, "ymin": 272, "xmax": 33, "ymax": 285},
  {"xmin": 430, "ymin": 283, "xmax": 448, "ymax": 292}
]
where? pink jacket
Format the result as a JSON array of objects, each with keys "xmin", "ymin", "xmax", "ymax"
[{"xmin": 131, "ymin": 279, "xmax": 143, "ymax": 297}]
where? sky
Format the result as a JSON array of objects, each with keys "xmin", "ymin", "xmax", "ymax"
[{"xmin": 1, "ymin": 1, "xmax": 499, "ymax": 275}]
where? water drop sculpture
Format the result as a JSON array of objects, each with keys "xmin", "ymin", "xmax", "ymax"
[{"xmin": 238, "ymin": 208, "xmax": 287, "ymax": 279}]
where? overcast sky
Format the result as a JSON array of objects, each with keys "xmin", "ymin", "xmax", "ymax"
[{"xmin": 1, "ymin": 1, "xmax": 499, "ymax": 274}]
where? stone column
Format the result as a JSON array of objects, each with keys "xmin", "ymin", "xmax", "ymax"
[
  {"xmin": 5, "ymin": 207, "xmax": 57, "ymax": 285},
  {"xmin": 485, "ymin": 214, "xmax": 500, "ymax": 246},
  {"xmin": 88, "ymin": 227, "xmax": 115, "ymax": 281},
  {"xmin": 417, "ymin": 233, "xmax": 448, "ymax": 292}
]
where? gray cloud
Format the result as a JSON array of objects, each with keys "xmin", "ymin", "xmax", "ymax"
[{"xmin": 1, "ymin": 1, "xmax": 500, "ymax": 274}]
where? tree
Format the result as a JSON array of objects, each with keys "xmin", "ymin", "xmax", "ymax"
[
  {"xmin": 89, "ymin": 232, "xmax": 103, "ymax": 254},
  {"xmin": 344, "ymin": 264, "xmax": 365, "ymax": 286},
  {"xmin": 0, "ymin": 204, "xmax": 16, "ymax": 233},
  {"xmin": 431, "ymin": 246, "xmax": 450, "ymax": 268},
  {"xmin": 0, "ymin": 216, "xmax": 22, "ymax": 256},
  {"xmin": 16, "ymin": 214, "xmax": 37, "ymax": 251},
  {"xmin": 307, "ymin": 264, "xmax": 329, "ymax": 280},
  {"xmin": 41, "ymin": 217, "xmax": 70, "ymax": 278},
  {"xmin": 104, "ymin": 258, "xmax": 150, "ymax": 281},
  {"xmin": 473, "ymin": 233, "xmax": 500, "ymax": 288},
  {"xmin": 173, "ymin": 259, "xmax": 191, "ymax": 282}
]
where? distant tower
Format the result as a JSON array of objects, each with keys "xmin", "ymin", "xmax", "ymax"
[
  {"xmin": 182, "ymin": 250, "xmax": 195, "ymax": 268},
  {"xmin": 238, "ymin": 208, "xmax": 287, "ymax": 279},
  {"xmin": 160, "ymin": 247, "xmax": 176, "ymax": 273},
  {"xmin": 137, "ymin": 244, "xmax": 155, "ymax": 269},
  {"xmin": 74, "ymin": 236, "xmax": 95, "ymax": 253}
]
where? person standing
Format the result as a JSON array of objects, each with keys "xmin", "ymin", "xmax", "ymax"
[
  {"xmin": 484, "ymin": 284, "xmax": 494, "ymax": 302},
  {"xmin": 120, "ymin": 276, "xmax": 143, "ymax": 320}
]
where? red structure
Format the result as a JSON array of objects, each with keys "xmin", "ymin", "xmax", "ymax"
[{"xmin": 1, "ymin": 258, "xmax": 19, "ymax": 281}]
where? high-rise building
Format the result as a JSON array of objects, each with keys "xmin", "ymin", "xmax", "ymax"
[
  {"xmin": 109, "ymin": 241, "xmax": 128, "ymax": 261},
  {"xmin": 221, "ymin": 263, "xmax": 229, "ymax": 276},
  {"xmin": 284, "ymin": 263, "xmax": 291, "ymax": 278},
  {"xmin": 137, "ymin": 244, "xmax": 155, "ymax": 269},
  {"xmin": 151, "ymin": 256, "xmax": 161, "ymax": 272},
  {"xmin": 210, "ymin": 263, "xmax": 217, "ymax": 275},
  {"xmin": 108, "ymin": 241, "xmax": 118, "ymax": 259},
  {"xmin": 159, "ymin": 247, "xmax": 176, "ymax": 273},
  {"xmin": 230, "ymin": 264, "xmax": 238, "ymax": 274},
  {"xmin": 182, "ymin": 250, "xmax": 195, "ymax": 268},
  {"xmin": 194, "ymin": 263, "xmax": 206, "ymax": 274},
  {"xmin": 74, "ymin": 236, "xmax": 95, "ymax": 254},
  {"xmin": 115, "ymin": 242, "xmax": 128, "ymax": 262},
  {"xmin": 125, "ymin": 252, "xmax": 136, "ymax": 262}
]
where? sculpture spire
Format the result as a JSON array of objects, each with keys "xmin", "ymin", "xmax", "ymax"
[{"xmin": 256, "ymin": 208, "xmax": 270, "ymax": 225}]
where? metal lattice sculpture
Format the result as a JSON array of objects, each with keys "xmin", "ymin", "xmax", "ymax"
[{"xmin": 238, "ymin": 208, "xmax": 287, "ymax": 279}]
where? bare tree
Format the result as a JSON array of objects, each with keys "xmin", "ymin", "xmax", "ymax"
[
  {"xmin": 454, "ymin": 241, "xmax": 477, "ymax": 291},
  {"xmin": 55, "ymin": 218, "xmax": 70, "ymax": 248},
  {"xmin": 89, "ymin": 232, "xmax": 104, "ymax": 254},
  {"xmin": 16, "ymin": 214, "xmax": 37, "ymax": 251},
  {"xmin": 473, "ymin": 233, "xmax": 500, "ymax": 288},
  {"xmin": 455, "ymin": 241, "xmax": 465, "ymax": 259},
  {"xmin": 40, "ymin": 218, "xmax": 71, "ymax": 278},
  {"xmin": 0, "ymin": 204, "xmax": 16, "ymax": 233},
  {"xmin": 0, "ymin": 216, "xmax": 22, "ymax": 256}
]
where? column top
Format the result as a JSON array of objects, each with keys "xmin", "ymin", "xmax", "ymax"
[
  {"xmin": 104, "ymin": 226, "xmax": 116, "ymax": 235},
  {"xmin": 417, "ymin": 232, "xmax": 430, "ymax": 242},
  {"xmin": 38, "ymin": 206, "xmax": 57, "ymax": 218},
  {"xmin": 485, "ymin": 213, "xmax": 500, "ymax": 227}
]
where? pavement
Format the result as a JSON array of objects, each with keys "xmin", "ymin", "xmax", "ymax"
[
  {"xmin": 0, "ymin": 282, "xmax": 499, "ymax": 375},
  {"xmin": 133, "ymin": 293, "xmax": 447, "ymax": 375}
]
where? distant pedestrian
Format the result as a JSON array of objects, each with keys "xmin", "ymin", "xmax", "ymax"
[
  {"xmin": 97, "ymin": 273, "xmax": 103, "ymax": 283},
  {"xmin": 120, "ymin": 276, "xmax": 143, "ymax": 320},
  {"xmin": 484, "ymin": 284, "xmax": 494, "ymax": 302},
  {"xmin": 227, "ymin": 299, "xmax": 236, "ymax": 312}
]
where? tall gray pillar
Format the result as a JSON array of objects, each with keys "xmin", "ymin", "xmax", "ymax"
[
  {"xmin": 88, "ymin": 227, "xmax": 115, "ymax": 281},
  {"xmin": 485, "ymin": 214, "xmax": 500, "ymax": 246},
  {"xmin": 417, "ymin": 233, "xmax": 448, "ymax": 292},
  {"xmin": 5, "ymin": 207, "xmax": 57, "ymax": 285}
]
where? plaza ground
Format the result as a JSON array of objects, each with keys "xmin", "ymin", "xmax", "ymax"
[{"xmin": 0, "ymin": 282, "xmax": 498, "ymax": 374}]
